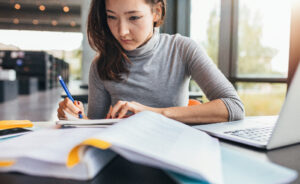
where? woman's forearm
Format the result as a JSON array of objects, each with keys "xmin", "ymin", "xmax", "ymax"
[{"xmin": 157, "ymin": 99, "xmax": 229, "ymax": 124}]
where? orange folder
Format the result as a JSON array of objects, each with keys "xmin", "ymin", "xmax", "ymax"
[{"xmin": 0, "ymin": 120, "xmax": 33, "ymax": 130}]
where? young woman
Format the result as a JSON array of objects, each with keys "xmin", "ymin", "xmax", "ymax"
[{"xmin": 57, "ymin": 0, "xmax": 244, "ymax": 124}]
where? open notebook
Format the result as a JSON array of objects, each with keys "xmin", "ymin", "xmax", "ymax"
[
  {"xmin": 58, "ymin": 110, "xmax": 122, "ymax": 128},
  {"xmin": 0, "ymin": 111, "xmax": 223, "ymax": 183},
  {"xmin": 56, "ymin": 119, "xmax": 121, "ymax": 128},
  {"xmin": 0, "ymin": 111, "xmax": 297, "ymax": 183}
]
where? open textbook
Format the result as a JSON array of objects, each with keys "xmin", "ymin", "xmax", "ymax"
[
  {"xmin": 0, "ymin": 111, "xmax": 223, "ymax": 183},
  {"xmin": 0, "ymin": 111, "xmax": 297, "ymax": 183}
]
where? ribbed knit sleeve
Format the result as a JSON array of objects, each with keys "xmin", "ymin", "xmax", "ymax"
[
  {"xmin": 87, "ymin": 60, "xmax": 111, "ymax": 119},
  {"xmin": 177, "ymin": 36, "xmax": 245, "ymax": 121}
]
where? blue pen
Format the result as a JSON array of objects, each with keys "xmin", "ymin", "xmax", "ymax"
[{"xmin": 58, "ymin": 75, "xmax": 83, "ymax": 119}]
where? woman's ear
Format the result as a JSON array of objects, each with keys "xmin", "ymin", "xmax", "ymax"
[{"xmin": 153, "ymin": 2, "xmax": 162, "ymax": 22}]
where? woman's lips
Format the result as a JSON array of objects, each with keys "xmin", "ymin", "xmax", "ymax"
[{"xmin": 120, "ymin": 39, "xmax": 132, "ymax": 44}]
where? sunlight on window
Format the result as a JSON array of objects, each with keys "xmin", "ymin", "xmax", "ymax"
[
  {"xmin": 0, "ymin": 29, "xmax": 83, "ymax": 80},
  {"xmin": 0, "ymin": 30, "xmax": 82, "ymax": 51},
  {"xmin": 237, "ymin": 0, "xmax": 291, "ymax": 78},
  {"xmin": 237, "ymin": 83, "xmax": 287, "ymax": 116},
  {"xmin": 236, "ymin": 0, "xmax": 290, "ymax": 115},
  {"xmin": 189, "ymin": 0, "xmax": 221, "ymax": 95},
  {"xmin": 190, "ymin": 0, "xmax": 220, "ymax": 65}
]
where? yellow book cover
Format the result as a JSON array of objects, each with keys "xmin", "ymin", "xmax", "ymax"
[{"xmin": 0, "ymin": 120, "xmax": 33, "ymax": 130}]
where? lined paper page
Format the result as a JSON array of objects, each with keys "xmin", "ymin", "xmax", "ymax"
[
  {"xmin": 0, "ymin": 128, "xmax": 103, "ymax": 163},
  {"xmin": 93, "ymin": 111, "xmax": 223, "ymax": 183}
]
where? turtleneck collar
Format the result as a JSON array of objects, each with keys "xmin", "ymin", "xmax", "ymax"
[{"xmin": 125, "ymin": 28, "xmax": 160, "ymax": 58}]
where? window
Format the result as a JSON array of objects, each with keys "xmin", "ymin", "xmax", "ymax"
[
  {"xmin": 190, "ymin": 0, "xmax": 221, "ymax": 65},
  {"xmin": 189, "ymin": 0, "xmax": 292, "ymax": 115},
  {"xmin": 189, "ymin": 0, "xmax": 221, "ymax": 95},
  {"xmin": 237, "ymin": 0, "xmax": 291, "ymax": 78},
  {"xmin": 236, "ymin": 0, "xmax": 291, "ymax": 115},
  {"xmin": 237, "ymin": 83, "xmax": 287, "ymax": 115}
]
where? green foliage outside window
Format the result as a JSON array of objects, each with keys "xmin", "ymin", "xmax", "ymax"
[
  {"xmin": 238, "ymin": 6, "xmax": 278, "ymax": 76},
  {"xmin": 190, "ymin": 3, "xmax": 287, "ymax": 116}
]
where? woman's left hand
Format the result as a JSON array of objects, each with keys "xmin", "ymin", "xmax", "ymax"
[{"xmin": 106, "ymin": 101, "xmax": 159, "ymax": 119}]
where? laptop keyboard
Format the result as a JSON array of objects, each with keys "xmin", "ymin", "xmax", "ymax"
[{"xmin": 224, "ymin": 126, "xmax": 273, "ymax": 143}]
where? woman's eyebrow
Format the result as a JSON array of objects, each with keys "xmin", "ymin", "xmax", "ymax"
[
  {"xmin": 125, "ymin": 10, "xmax": 142, "ymax": 14},
  {"xmin": 106, "ymin": 10, "xmax": 142, "ymax": 14},
  {"xmin": 106, "ymin": 10, "xmax": 116, "ymax": 14}
]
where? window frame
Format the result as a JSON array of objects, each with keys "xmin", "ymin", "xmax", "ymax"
[
  {"xmin": 163, "ymin": 0, "xmax": 299, "ymax": 88},
  {"xmin": 218, "ymin": 0, "xmax": 290, "ymax": 86}
]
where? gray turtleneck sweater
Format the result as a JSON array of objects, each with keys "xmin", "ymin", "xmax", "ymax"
[{"xmin": 87, "ymin": 30, "xmax": 245, "ymax": 121}]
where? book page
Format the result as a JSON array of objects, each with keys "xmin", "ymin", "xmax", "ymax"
[
  {"xmin": 92, "ymin": 111, "xmax": 223, "ymax": 183},
  {"xmin": 0, "ymin": 147, "xmax": 115, "ymax": 180},
  {"xmin": 0, "ymin": 127, "xmax": 114, "ymax": 179},
  {"xmin": 0, "ymin": 111, "xmax": 222, "ymax": 183},
  {"xmin": 0, "ymin": 128, "xmax": 104, "ymax": 164}
]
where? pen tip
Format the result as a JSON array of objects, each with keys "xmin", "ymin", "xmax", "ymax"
[{"xmin": 58, "ymin": 75, "xmax": 62, "ymax": 80}]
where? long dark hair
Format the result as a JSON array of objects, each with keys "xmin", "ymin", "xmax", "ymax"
[{"xmin": 87, "ymin": 0, "xmax": 167, "ymax": 81}]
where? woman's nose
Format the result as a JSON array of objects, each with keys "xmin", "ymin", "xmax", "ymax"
[{"xmin": 118, "ymin": 20, "xmax": 130, "ymax": 37}]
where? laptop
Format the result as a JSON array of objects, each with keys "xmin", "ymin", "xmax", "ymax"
[{"xmin": 194, "ymin": 64, "xmax": 300, "ymax": 150}]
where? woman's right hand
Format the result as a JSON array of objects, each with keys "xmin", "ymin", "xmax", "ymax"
[{"xmin": 57, "ymin": 98, "xmax": 87, "ymax": 120}]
